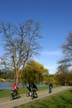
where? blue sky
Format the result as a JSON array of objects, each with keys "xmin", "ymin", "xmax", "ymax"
[{"xmin": 0, "ymin": 0, "xmax": 72, "ymax": 74}]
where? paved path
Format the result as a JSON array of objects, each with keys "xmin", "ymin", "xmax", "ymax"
[{"xmin": 0, "ymin": 86, "xmax": 72, "ymax": 108}]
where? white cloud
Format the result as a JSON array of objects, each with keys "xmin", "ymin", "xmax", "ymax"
[
  {"xmin": 40, "ymin": 50, "xmax": 62, "ymax": 56},
  {"xmin": 34, "ymin": 50, "xmax": 62, "ymax": 74},
  {"xmin": 44, "ymin": 64, "xmax": 58, "ymax": 74}
]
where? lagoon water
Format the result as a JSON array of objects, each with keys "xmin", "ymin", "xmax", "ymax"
[
  {"xmin": 0, "ymin": 82, "xmax": 13, "ymax": 90},
  {"xmin": 0, "ymin": 82, "xmax": 23, "ymax": 90},
  {"xmin": 0, "ymin": 82, "xmax": 47, "ymax": 90}
]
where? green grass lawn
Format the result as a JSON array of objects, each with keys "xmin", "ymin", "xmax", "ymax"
[
  {"xmin": 0, "ymin": 86, "xmax": 48, "ymax": 98},
  {"xmin": 0, "ymin": 89, "xmax": 10, "ymax": 98},
  {"xmin": 17, "ymin": 89, "xmax": 72, "ymax": 108}
]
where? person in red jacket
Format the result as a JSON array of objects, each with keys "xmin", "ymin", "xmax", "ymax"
[{"xmin": 12, "ymin": 83, "xmax": 18, "ymax": 95}]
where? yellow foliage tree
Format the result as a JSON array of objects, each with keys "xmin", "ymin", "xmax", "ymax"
[{"xmin": 21, "ymin": 60, "xmax": 49, "ymax": 84}]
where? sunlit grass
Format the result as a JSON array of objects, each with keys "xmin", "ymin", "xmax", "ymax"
[{"xmin": 17, "ymin": 89, "xmax": 72, "ymax": 108}]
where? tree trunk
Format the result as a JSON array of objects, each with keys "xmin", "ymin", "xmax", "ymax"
[{"xmin": 15, "ymin": 68, "xmax": 19, "ymax": 85}]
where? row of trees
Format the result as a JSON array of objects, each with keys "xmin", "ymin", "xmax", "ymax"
[
  {"xmin": 1, "ymin": 58, "xmax": 72, "ymax": 85},
  {"xmin": 0, "ymin": 70, "xmax": 14, "ymax": 80},
  {"xmin": 0, "ymin": 60, "xmax": 49, "ymax": 84}
]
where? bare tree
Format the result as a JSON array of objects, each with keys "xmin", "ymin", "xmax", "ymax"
[
  {"xmin": 0, "ymin": 19, "xmax": 41, "ymax": 85},
  {"xmin": 63, "ymin": 33, "xmax": 72, "ymax": 56},
  {"xmin": 62, "ymin": 33, "xmax": 72, "ymax": 66},
  {"xmin": 58, "ymin": 33, "xmax": 72, "ymax": 71}
]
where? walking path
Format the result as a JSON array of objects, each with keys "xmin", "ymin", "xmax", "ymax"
[{"xmin": 0, "ymin": 86, "xmax": 72, "ymax": 108}]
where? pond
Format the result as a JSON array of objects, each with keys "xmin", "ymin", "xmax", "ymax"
[
  {"xmin": 0, "ymin": 82, "xmax": 47, "ymax": 90},
  {"xmin": 0, "ymin": 82, "xmax": 23, "ymax": 90}
]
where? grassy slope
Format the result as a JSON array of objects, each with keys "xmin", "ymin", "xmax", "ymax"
[{"xmin": 17, "ymin": 89, "xmax": 72, "ymax": 108}]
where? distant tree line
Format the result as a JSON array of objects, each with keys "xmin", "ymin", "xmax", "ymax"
[
  {"xmin": 0, "ymin": 60, "xmax": 49, "ymax": 84},
  {"xmin": 0, "ymin": 70, "xmax": 14, "ymax": 80}
]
